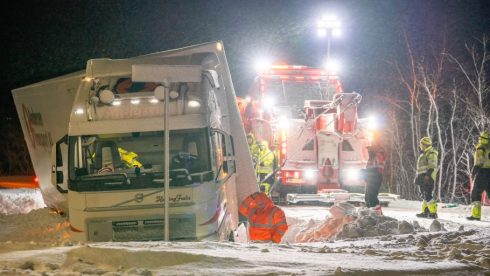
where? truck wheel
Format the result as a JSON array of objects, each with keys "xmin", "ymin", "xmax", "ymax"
[{"xmin": 277, "ymin": 181, "xmax": 287, "ymax": 201}]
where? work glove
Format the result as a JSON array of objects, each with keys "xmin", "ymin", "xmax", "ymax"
[{"xmin": 260, "ymin": 162, "xmax": 265, "ymax": 166}]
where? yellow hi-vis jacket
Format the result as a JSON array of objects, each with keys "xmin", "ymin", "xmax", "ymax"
[
  {"xmin": 118, "ymin": 148, "xmax": 143, "ymax": 168},
  {"xmin": 248, "ymin": 143, "xmax": 260, "ymax": 162},
  {"xmin": 474, "ymin": 142, "xmax": 490, "ymax": 168},
  {"xmin": 257, "ymin": 148, "xmax": 275, "ymax": 174},
  {"xmin": 416, "ymin": 146, "xmax": 438, "ymax": 181}
]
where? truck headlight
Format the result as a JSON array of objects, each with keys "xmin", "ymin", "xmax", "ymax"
[
  {"xmin": 345, "ymin": 168, "xmax": 360, "ymax": 181},
  {"xmin": 304, "ymin": 169, "xmax": 316, "ymax": 180}
]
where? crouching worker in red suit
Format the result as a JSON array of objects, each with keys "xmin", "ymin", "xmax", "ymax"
[{"xmin": 239, "ymin": 192, "xmax": 288, "ymax": 243}]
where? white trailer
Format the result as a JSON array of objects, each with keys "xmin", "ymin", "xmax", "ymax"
[{"xmin": 12, "ymin": 41, "xmax": 257, "ymax": 241}]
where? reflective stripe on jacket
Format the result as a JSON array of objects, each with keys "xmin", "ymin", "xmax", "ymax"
[
  {"xmin": 416, "ymin": 146, "xmax": 438, "ymax": 180},
  {"xmin": 474, "ymin": 143, "xmax": 490, "ymax": 168},
  {"xmin": 239, "ymin": 192, "xmax": 288, "ymax": 243},
  {"xmin": 249, "ymin": 206, "xmax": 288, "ymax": 243},
  {"xmin": 257, "ymin": 149, "xmax": 274, "ymax": 174}
]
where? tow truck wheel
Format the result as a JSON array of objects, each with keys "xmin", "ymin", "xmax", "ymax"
[{"xmin": 276, "ymin": 181, "xmax": 287, "ymax": 203}]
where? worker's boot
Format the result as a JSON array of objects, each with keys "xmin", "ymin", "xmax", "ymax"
[
  {"xmin": 466, "ymin": 201, "xmax": 481, "ymax": 221},
  {"xmin": 416, "ymin": 200, "xmax": 429, "ymax": 218},
  {"xmin": 427, "ymin": 199, "xmax": 438, "ymax": 219}
]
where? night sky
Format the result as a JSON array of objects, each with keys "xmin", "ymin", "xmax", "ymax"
[{"xmin": 0, "ymin": 0, "xmax": 489, "ymax": 171}]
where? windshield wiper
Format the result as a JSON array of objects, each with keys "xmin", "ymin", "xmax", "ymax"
[{"xmin": 77, "ymin": 173, "xmax": 129, "ymax": 184}]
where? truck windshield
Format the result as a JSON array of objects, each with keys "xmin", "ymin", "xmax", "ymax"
[
  {"xmin": 265, "ymin": 80, "xmax": 335, "ymax": 108},
  {"xmin": 68, "ymin": 128, "xmax": 211, "ymax": 191}
]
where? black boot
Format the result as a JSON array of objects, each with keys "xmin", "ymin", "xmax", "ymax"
[
  {"xmin": 427, "ymin": 213, "xmax": 438, "ymax": 219},
  {"xmin": 466, "ymin": 216, "xmax": 481, "ymax": 221},
  {"xmin": 416, "ymin": 207, "xmax": 429, "ymax": 218}
]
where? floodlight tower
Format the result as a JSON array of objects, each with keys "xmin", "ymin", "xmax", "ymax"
[{"xmin": 317, "ymin": 15, "xmax": 341, "ymax": 61}]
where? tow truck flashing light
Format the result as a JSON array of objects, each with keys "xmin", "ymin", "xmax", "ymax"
[{"xmin": 257, "ymin": 64, "xmax": 340, "ymax": 83}]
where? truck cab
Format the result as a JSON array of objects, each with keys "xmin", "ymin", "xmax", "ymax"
[{"xmin": 13, "ymin": 42, "xmax": 257, "ymax": 242}]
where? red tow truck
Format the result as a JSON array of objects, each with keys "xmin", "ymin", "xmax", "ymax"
[{"xmin": 238, "ymin": 64, "xmax": 398, "ymax": 205}]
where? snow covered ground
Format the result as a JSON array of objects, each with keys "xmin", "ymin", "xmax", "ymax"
[{"xmin": 0, "ymin": 188, "xmax": 489, "ymax": 275}]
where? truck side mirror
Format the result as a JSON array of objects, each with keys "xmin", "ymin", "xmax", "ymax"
[
  {"xmin": 51, "ymin": 138, "xmax": 68, "ymax": 193},
  {"xmin": 51, "ymin": 144, "xmax": 63, "ymax": 185},
  {"xmin": 56, "ymin": 143, "xmax": 63, "ymax": 167},
  {"xmin": 56, "ymin": 171, "xmax": 64, "ymax": 184}
]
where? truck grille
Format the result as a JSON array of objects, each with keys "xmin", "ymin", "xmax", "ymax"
[{"xmin": 88, "ymin": 215, "xmax": 196, "ymax": 242}]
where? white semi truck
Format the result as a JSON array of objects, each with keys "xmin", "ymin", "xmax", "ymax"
[{"xmin": 12, "ymin": 41, "xmax": 258, "ymax": 242}]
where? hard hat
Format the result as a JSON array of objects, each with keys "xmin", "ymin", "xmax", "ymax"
[{"xmin": 420, "ymin": 136, "xmax": 432, "ymax": 146}]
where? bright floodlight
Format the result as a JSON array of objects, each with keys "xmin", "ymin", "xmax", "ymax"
[
  {"xmin": 304, "ymin": 169, "xmax": 316, "ymax": 180},
  {"xmin": 317, "ymin": 14, "xmax": 342, "ymax": 60},
  {"xmin": 324, "ymin": 59, "xmax": 340, "ymax": 73},
  {"xmin": 317, "ymin": 14, "xmax": 341, "ymax": 36},
  {"xmin": 278, "ymin": 116, "xmax": 289, "ymax": 129},
  {"xmin": 254, "ymin": 58, "xmax": 272, "ymax": 72},
  {"xmin": 323, "ymin": 14, "xmax": 337, "ymax": 21},
  {"xmin": 345, "ymin": 168, "xmax": 360, "ymax": 181},
  {"xmin": 368, "ymin": 115, "xmax": 378, "ymax": 130},
  {"xmin": 263, "ymin": 96, "xmax": 275, "ymax": 107},
  {"xmin": 316, "ymin": 28, "xmax": 327, "ymax": 37}
]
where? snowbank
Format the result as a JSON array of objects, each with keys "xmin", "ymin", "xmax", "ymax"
[
  {"xmin": 0, "ymin": 188, "xmax": 45, "ymax": 215},
  {"xmin": 0, "ymin": 189, "xmax": 489, "ymax": 275}
]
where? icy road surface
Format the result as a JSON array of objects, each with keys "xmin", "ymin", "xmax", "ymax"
[{"xmin": 0, "ymin": 188, "xmax": 489, "ymax": 275}]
